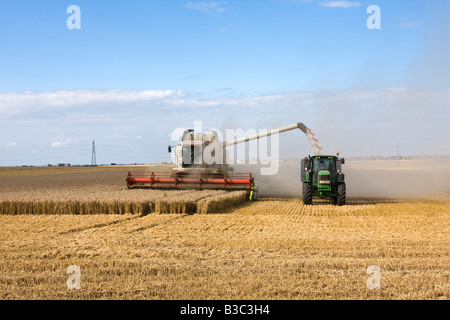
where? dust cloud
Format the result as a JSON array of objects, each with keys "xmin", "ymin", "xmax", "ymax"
[
  {"xmin": 232, "ymin": 158, "xmax": 450, "ymax": 200},
  {"xmin": 343, "ymin": 159, "xmax": 450, "ymax": 200}
]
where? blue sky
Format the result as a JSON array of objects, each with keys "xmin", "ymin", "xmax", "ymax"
[{"xmin": 0, "ymin": 0, "xmax": 449, "ymax": 165}]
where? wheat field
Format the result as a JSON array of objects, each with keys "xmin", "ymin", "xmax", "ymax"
[
  {"xmin": 0, "ymin": 164, "xmax": 449, "ymax": 300},
  {"xmin": 0, "ymin": 165, "xmax": 247, "ymax": 215}
]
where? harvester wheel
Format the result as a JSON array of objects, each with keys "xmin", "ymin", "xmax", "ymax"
[
  {"xmin": 336, "ymin": 183, "xmax": 346, "ymax": 206},
  {"xmin": 302, "ymin": 182, "xmax": 313, "ymax": 205},
  {"xmin": 250, "ymin": 188, "xmax": 258, "ymax": 201}
]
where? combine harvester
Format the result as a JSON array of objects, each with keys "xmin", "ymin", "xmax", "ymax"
[{"xmin": 126, "ymin": 123, "xmax": 321, "ymax": 200}]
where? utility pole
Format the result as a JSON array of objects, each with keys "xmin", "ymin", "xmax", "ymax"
[{"xmin": 91, "ymin": 140, "xmax": 97, "ymax": 166}]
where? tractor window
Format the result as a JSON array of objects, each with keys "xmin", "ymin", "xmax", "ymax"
[{"xmin": 314, "ymin": 159, "xmax": 334, "ymax": 172}]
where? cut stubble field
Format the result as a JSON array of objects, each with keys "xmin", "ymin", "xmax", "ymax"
[{"xmin": 0, "ymin": 163, "xmax": 449, "ymax": 300}]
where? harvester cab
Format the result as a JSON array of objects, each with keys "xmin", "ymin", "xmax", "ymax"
[
  {"xmin": 170, "ymin": 129, "xmax": 227, "ymax": 173},
  {"xmin": 301, "ymin": 154, "xmax": 346, "ymax": 206}
]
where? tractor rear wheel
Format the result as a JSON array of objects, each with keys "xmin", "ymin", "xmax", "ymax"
[
  {"xmin": 302, "ymin": 182, "xmax": 313, "ymax": 205},
  {"xmin": 336, "ymin": 183, "xmax": 346, "ymax": 206}
]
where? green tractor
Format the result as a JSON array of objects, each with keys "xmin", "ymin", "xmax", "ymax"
[{"xmin": 301, "ymin": 154, "xmax": 346, "ymax": 206}]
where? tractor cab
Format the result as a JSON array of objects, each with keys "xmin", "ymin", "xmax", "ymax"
[{"xmin": 301, "ymin": 154, "xmax": 346, "ymax": 205}]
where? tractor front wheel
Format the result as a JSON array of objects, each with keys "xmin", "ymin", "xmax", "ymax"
[
  {"xmin": 336, "ymin": 183, "xmax": 346, "ymax": 206},
  {"xmin": 302, "ymin": 182, "xmax": 313, "ymax": 205}
]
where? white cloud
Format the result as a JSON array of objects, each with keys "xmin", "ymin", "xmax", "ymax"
[
  {"xmin": 0, "ymin": 90, "xmax": 186, "ymax": 118},
  {"xmin": 1, "ymin": 88, "xmax": 448, "ymax": 120},
  {"xmin": 50, "ymin": 136, "xmax": 91, "ymax": 148},
  {"xmin": 186, "ymin": 2, "xmax": 226, "ymax": 13},
  {"xmin": 320, "ymin": 1, "xmax": 360, "ymax": 8},
  {"xmin": 1, "ymin": 87, "xmax": 448, "ymax": 164},
  {"xmin": 5, "ymin": 142, "xmax": 17, "ymax": 147},
  {"xmin": 104, "ymin": 134, "xmax": 143, "ymax": 140},
  {"xmin": 51, "ymin": 139, "xmax": 72, "ymax": 148}
]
